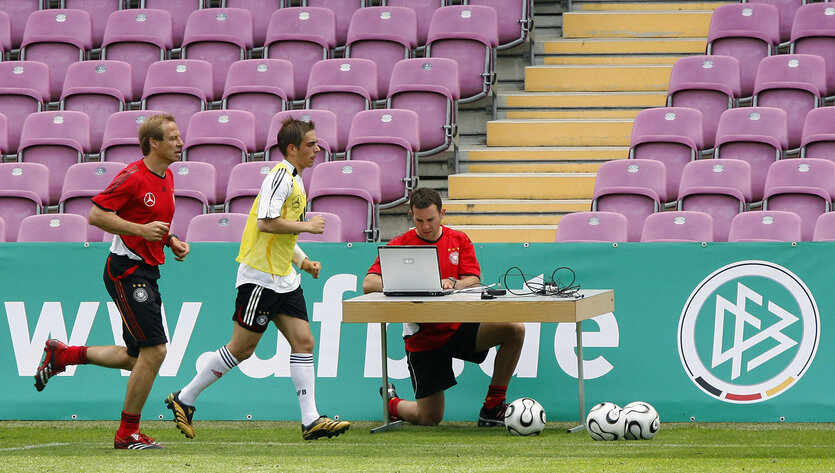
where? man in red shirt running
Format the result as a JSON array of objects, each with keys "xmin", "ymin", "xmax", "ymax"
[
  {"xmin": 363, "ymin": 187, "xmax": 525, "ymax": 427},
  {"xmin": 33, "ymin": 114, "xmax": 190, "ymax": 449}
]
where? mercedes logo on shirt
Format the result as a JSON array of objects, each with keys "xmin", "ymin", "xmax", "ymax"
[{"xmin": 144, "ymin": 192, "xmax": 156, "ymax": 207}]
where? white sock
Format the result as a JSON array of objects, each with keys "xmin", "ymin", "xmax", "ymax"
[
  {"xmin": 178, "ymin": 345, "xmax": 239, "ymax": 406},
  {"xmin": 290, "ymin": 353, "xmax": 319, "ymax": 425}
]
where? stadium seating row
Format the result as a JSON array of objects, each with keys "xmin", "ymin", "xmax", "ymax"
[
  {"xmin": 591, "ymin": 158, "xmax": 835, "ymax": 242},
  {"xmin": 630, "ymin": 105, "xmax": 835, "ymax": 203},
  {"xmin": 555, "ymin": 208, "xmax": 835, "ymax": 243}
]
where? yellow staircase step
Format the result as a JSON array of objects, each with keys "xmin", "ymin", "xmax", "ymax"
[
  {"xmin": 525, "ymin": 65, "xmax": 672, "ymax": 92},
  {"xmin": 562, "ymin": 11, "xmax": 713, "ymax": 38},
  {"xmin": 543, "ymin": 38, "xmax": 707, "ymax": 55},
  {"xmin": 575, "ymin": 2, "xmax": 727, "ymax": 11},
  {"xmin": 445, "ymin": 199, "xmax": 591, "ymax": 213},
  {"xmin": 543, "ymin": 55, "xmax": 683, "ymax": 65},
  {"xmin": 465, "ymin": 162, "xmax": 603, "ymax": 173},
  {"xmin": 450, "ymin": 225, "xmax": 559, "ymax": 243},
  {"xmin": 487, "ymin": 120, "xmax": 633, "ymax": 147},
  {"xmin": 448, "ymin": 173, "xmax": 597, "ymax": 200},
  {"xmin": 502, "ymin": 92, "xmax": 667, "ymax": 109},
  {"xmin": 463, "ymin": 146, "xmax": 627, "ymax": 162},
  {"xmin": 505, "ymin": 110, "xmax": 641, "ymax": 119}
]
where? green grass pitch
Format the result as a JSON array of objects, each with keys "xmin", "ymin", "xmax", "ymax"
[{"xmin": 1, "ymin": 420, "xmax": 833, "ymax": 472}]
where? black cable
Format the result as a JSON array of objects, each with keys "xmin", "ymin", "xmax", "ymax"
[{"xmin": 500, "ymin": 266, "xmax": 583, "ymax": 298}]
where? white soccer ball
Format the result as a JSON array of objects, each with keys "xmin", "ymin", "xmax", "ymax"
[
  {"xmin": 622, "ymin": 401, "xmax": 660, "ymax": 440},
  {"xmin": 504, "ymin": 397, "xmax": 546, "ymax": 436},
  {"xmin": 586, "ymin": 402, "xmax": 626, "ymax": 441}
]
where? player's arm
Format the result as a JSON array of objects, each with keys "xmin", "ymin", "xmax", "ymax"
[
  {"xmin": 88, "ymin": 205, "xmax": 169, "ymax": 242},
  {"xmin": 293, "ymin": 244, "xmax": 320, "ymax": 279},
  {"xmin": 362, "ymin": 273, "xmax": 383, "ymax": 294},
  {"xmin": 444, "ymin": 275, "xmax": 480, "ymax": 290}
]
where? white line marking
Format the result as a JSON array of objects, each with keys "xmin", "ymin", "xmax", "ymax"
[{"xmin": 0, "ymin": 442, "xmax": 70, "ymax": 452}]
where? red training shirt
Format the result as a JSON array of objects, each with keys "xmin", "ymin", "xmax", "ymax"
[
  {"xmin": 92, "ymin": 159, "xmax": 175, "ymax": 266},
  {"xmin": 367, "ymin": 226, "xmax": 480, "ymax": 351}
]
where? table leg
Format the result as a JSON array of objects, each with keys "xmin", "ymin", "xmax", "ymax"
[
  {"xmin": 371, "ymin": 322, "xmax": 403, "ymax": 433},
  {"xmin": 567, "ymin": 319, "xmax": 586, "ymax": 433}
]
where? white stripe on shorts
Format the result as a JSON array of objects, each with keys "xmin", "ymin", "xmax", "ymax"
[{"xmin": 244, "ymin": 285, "xmax": 263, "ymax": 326}]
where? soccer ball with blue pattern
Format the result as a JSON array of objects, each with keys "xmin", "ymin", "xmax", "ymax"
[
  {"xmin": 586, "ymin": 402, "xmax": 626, "ymax": 441},
  {"xmin": 504, "ymin": 397, "xmax": 546, "ymax": 436}
]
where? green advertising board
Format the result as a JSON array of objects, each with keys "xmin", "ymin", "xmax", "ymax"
[{"xmin": 1, "ymin": 242, "xmax": 832, "ymax": 423}]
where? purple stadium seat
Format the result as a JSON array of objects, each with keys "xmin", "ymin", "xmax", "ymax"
[
  {"xmin": 60, "ymin": 60, "xmax": 133, "ymax": 153},
  {"xmin": 60, "ymin": 0, "xmax": 122, "ymax": 49},
  {"xmin": 18, "ymin": 111, "xmax": 90, "ymax": 205},
  {"xmin": 629, "ymin": 107, "xmax": 703, "ymax": 203},
  {"xmin": 20, "ymin": 9, "xmax": 92, "ymax": 102},
  {"xmin": 641, "ymin": 211, "xmax": 714, "ymax": 243},
  {"xmin": 181, "ymin": 8, "xmax": 254, "ymax": 101},
  {"xmin": 17, "ymin": 213, "xmax": 89, "ymax": 242},
  {"xmin": 140, "ymin": 0, "xmax": 200, "ymax": 49},
  {"xmin": 387, "ymin": 57, "xmax": 460, "ymax": 156},
  {"xmin": 713, "ymin": 107, "xmax": 788, "ymax": 203},
  {"xmin": 0, "ymin": 11, "xmax": 11, "ymax": 57},
  {"xmin": 753, "ymin": 54, "xmax": 826, "ymax": 150},
  {"xmin": 426, "ymin": 5, "xmax": 498, "ymax": 103},
  {"xmin": 222, "ymin": 0, "xmax": 282, "ymax": 48},
  {"xmin": 813, "ymin": 212, "xmax": 835, "ymax": 241},
  {"xmin": 101, "ymin": 9, "xmax": 173, "ymax": 101},
  {"xmin": 264, "ymin": 7, "xmax": 336, "ymax": 102},
  {"xmin": 762, "ymin": 158, "xmax": 835, "ymax": 240},
  {"xmin": 800, "ymin": 107, "xmax": 835, "ymax": 161},
  {"xmin": 224, "ymin": 161, "xmax": 274, "ymax": 214},
  {"xmin": 308, "ymin": 160, "xmax": 382, "ymax": 242},
  {"xmin": 789, "ymin": 3, "xmax": 835, "ymax": 101},
  {"xmin": 222, "ymin": 59, "xmax": 294, "ymax": 151},
  {"xmin": 0, "ymin": 61, "xmax": 51, "ymax": 154},
  {"xmin": 591, "ymin": 159, "xmax": 667, "ymax": 242},
  {"xmin": 182, "ymin": 110, "xmax": 256, "ymax": 203},
  {"xmin": 677, "ymin": 159, "xmax": 753, "ymax": 242},
  {"xmin": 346, "ymin": 7, "xmax": 417, "ymax": 100},
  {"xmin": 666, "ymin": 55, "xmax": 741, "ymax": 149},
  {"xmin": 382, "ymin": 0, "xmax": 445, "ymax": 47},
  {"xmin": 728, "ymin": 210, "xmax": 802, "ymax": 242},
  {"xmin": 100, "ymin": 110, "xmax": 166, "ymax": 164},
  {"xmin": 305, "ymin": 58, "xmax": 378, "ymax": 153},
  {"xmin": 746, "ymin": 0, "xmax": 803, "ymax": 45},
  {"xmin": 168, "ymin": 161, "xmax": 216, "ymax": 236},
  {"xmin": 465, "ymin": 0, "xmax": 532, "ymax": 49},
  {"xmin": 555, "ymin": 211, "xmax": 628, "ymax": 243},
  {"xmin": 141, "ymin": 59, "xmax": 213, "ymax": 142},
  {"xmin": 0, "ymin": 0, "xmax": 39, "ymax": 50},
  {"xmin": 306, "ymin": 0, "xmax": 364, "ymax": 48},
  {"xmin": 346, "ymin": 109, "xmax": 420, "ymax": 208},
  {"xmin": 58, "ymin": 161, "xmax": 126, "ymax": 241},
  {"xmin": 0, "ymin": 162, "xmax": 49, "ymax": 242},
  {"xmin": 297, "ymin": 211, "xmax": 344, "ymax": 242},
  {"xmin": 185, "ymin": 212, "xmax": 248, "ymax": 242},
  {"xmin": 707, "ymin": 3, "xmax": 780, "ymax": 98},
  {"xmin": 0, "ymin": 112, "xmax": 8, "ymax": 155},
  {"xmin": 265, "ymin": 110, "xmax": 337, "ymax": 192}
]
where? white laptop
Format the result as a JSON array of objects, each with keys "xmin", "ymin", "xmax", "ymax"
[{"xmin": 378, "ymin": 245, "xmax": 454, "ymax": 297}]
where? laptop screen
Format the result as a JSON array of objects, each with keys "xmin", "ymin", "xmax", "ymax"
[{"xmin": 378, "ymin": 245, "xmax": 447, "ymax": 295}]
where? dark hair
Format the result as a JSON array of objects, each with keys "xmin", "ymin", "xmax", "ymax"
[
  {"xmin": 277, "ymin": 117, "xmax": 316, "ymax": 157},
  {"xmin": 138, "ymin": 114, "xmax": 176, "ymax": 156},
  {"xmin": 409, "ymin": 187, "xmax": 443, "ymax": 212}
]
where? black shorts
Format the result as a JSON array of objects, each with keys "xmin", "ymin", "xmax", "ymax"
[
  {"xmin": 233, "ymin": 284, "xmax": 309, "ymax": 333},
  {"xmin": 103, "ymin": 254, "xmax": 167, "ymax": 358},
  {"xmin": 406, "ymin": 323, "xmax": 488, "ymax": 399}
]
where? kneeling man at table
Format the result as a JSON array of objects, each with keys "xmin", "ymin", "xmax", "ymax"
[{"xmin": 362, "ymin": 187, "xmax": 525, "ymax": 426}]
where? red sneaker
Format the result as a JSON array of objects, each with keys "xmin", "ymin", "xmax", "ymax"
[
  {"xmin": 34, "ymin": 339, "xmax": 68, "ymax": 392},
  {"xmin": 114, "ymin": 431, "xmax": 165, "ymax": 450}
]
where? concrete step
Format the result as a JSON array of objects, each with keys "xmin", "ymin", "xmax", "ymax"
[
  {"xmin": 525, "ymin": 64, "xmax": 672, "ymax": 92},
  {"xmin": 443, "ymin": 198, "xmax": 589, "ymax": 225},
  {"xmin": 504, "ymin": 109, "xmax": 641, "ymax": 119},
  {"xmin": 536, "ymin": 37, "xmax": 707, "ymax": 55},
  {"xmin": 498, "ymin": 91, "xmax": 666, "ymax": 109},
  {"xmin": 459, "ymin": 146, "xmax": 627, "ymax": 162},
  {"xmin": 562, "ymin": 11, "xmax": 713, "ymax": 38},
  {"xmin": 574, "ymin": 2, "xmax": 727, "ymax": 11},
  {"xmin": 486, "ymin": 119, "xmax": 633, "ymax": 147},
  {"xmin": 448, "ymin": 173, "xmax": 597, "ymax": 200},
  {"xmin": 449, "ymin": 225, "xmax": 559, "ymax": 243},
  {"xmin": 543, "ymin": 55, "xmax": 682, "ymax": 66},
  {"xmin": 462, "ymin": 161, "xmax": 603, "ymax": 173}
]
